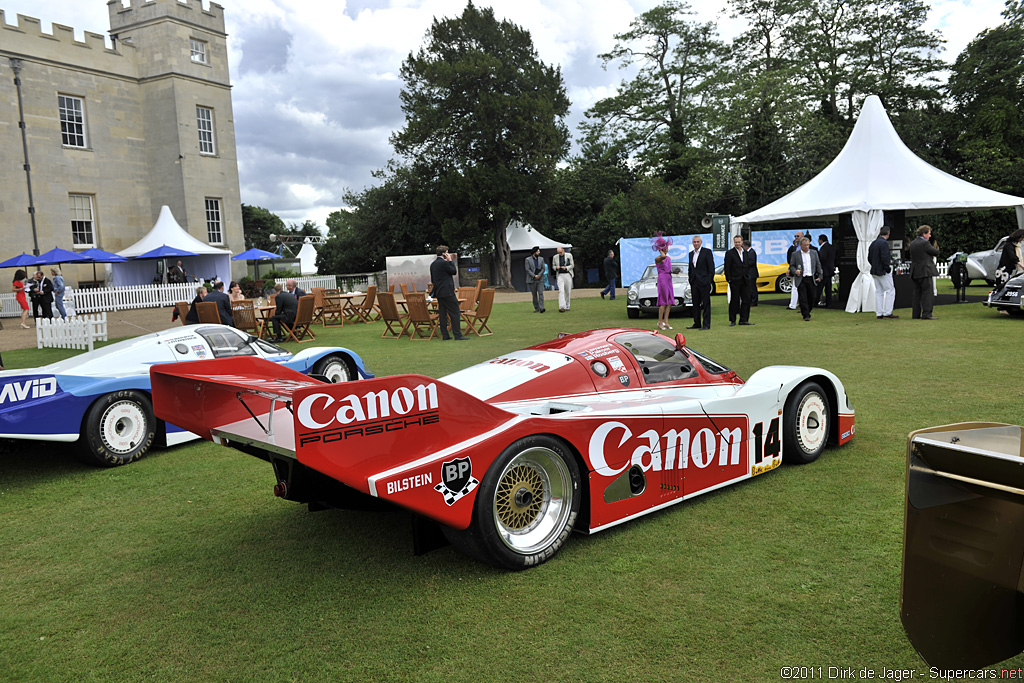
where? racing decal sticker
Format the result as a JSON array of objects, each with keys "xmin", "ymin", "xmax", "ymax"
[
  {"xmin": 192, "ymin": 345, "xmax": 207, "ymax": 359},
  {"xmin": 607, "ymin": 356, "xmax": 625, "ymax": 371},
  {"xmin": 0, "ymin": 377, "xmax": 58, "ymax": 404},
  {"xmin": 618, "ymin": 375, "xmax": 630, "ymax": 387},
  {"xmin": 434, "ymin": 457, "xmax": 479, "ymax": 506}
]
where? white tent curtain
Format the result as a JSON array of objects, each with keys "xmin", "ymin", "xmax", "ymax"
[
  {"xmin": 1017, "ymin": 205, "xmax": 1024, "ymax": 231},
  {"xmin": 845, "ymin": 209, "xmax": 884, "ymax": 313}
]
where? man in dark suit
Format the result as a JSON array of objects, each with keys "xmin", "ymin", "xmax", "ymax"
[
  {"xmin": 269, "ymin": 283, "xmax": 298, "ymax": 342},
  {"xmin": 744, "ymin": 240, "xmax": 759, "ymax": 306},
  {"xmin": 909, "ymin": 225, "xmax": 940, "ymax": 319},
  {"xmin": 525, "ymin": 246, "xmax": 545, "ymax": 313},
  {"xmin": 205, "ymin": 280, "xmax": 234, "ymax": 327},
  {"xmin": 724, "ymin": 235, "xmax": 754, "ymax": 326},
  {"xmin": 687, "ymin": 235, "xmax": 715, "ymax": 330},
  {"xmin": 789, "ymin": 237, "xmax": 823, "ymax": 321},
  {"xmin": 430, "ymin": 244, "xmax": 467, "ymax": 340},
  {"xmin": 285, "ymin": 278, "xmax": 306, "ymax": 298},
  {"xmin": 600, "ymin": 250, "xmax": 619, "ymax": 300},
  {"xmin": 168, "ymin": 260, "xmax": 187, "ymax": 284},
  {"xmin": 816, "ymin": 234, "xmax": 835, "ymax": 308},
  {"xmin": 29, "ymin": 271, "xmax": 54, "ymax": 320}
]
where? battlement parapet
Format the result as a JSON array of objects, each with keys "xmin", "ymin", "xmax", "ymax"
[
  {"xmin": 0, "ymin": 9, "xmax": 129, "ymax": 56},
  {"xmin": 108, "ymin": 0, "xmax": 226, "ymax": 36}
]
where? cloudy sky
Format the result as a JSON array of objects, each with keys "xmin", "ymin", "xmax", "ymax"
[{"xmin": 0, "ymin": 0, "xmax": 1011, "ymax": 228}]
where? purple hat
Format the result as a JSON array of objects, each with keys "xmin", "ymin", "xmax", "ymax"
[{"xmin": 650, "ymin": 232, "xmax": 673, "ymax": 251}]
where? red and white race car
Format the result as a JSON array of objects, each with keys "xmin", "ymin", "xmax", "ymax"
[{"xmin": 150, "ymin": 328, "xmax": 854, "ymax": 569}]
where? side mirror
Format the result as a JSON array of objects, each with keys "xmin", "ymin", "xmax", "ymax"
[
  {"xmin": 674, "ymin": 333, "xmax": 686, "ymax": 351},
  {"xmin": 901, "ymin": 422, "xmax": 1024, "ymax": 669}
]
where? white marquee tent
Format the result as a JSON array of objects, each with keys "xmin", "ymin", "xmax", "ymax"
[
  {"xmin": 113, "ymin": 205, "xmax": 232, "ymax": 286},
  {"xmin": 506, "ymin": 219, "xmax": 571, "ymax": 251},
  {"xmin": 735, "ymin": 95, "xmax": 1024, "ymax": 313}
]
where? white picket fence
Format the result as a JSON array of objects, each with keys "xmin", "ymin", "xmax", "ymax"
[
  {"xmin": 36, "ymin": 313, "xmax": 108, "ymax": 352},
  {"xmin": 0, "ymin": 273, "xmax": 389, "ymax": 318}
]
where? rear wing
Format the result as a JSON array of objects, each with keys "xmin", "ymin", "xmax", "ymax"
[
  {"xmin": 151, "ymin": 359, "xmax": 520, "ymax": 504},
  {"xmin": 150, "ymin": 358, "xmax": 324, "ymax": 444}
]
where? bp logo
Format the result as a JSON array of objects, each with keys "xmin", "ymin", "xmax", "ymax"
[
  {"xmin": 618, "ymin": 374, "xmax": 630, "ymax": 387},
  {"xmin": 434, "ymin": 457, "xmax": 479, "ymax": 506}
]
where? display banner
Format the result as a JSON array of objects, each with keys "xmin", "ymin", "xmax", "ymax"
[{"xmin": 618, "ymin": 228, "xmax": 832, "ymax": 286}]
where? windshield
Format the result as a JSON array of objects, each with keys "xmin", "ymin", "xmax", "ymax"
[{"xmin": 614, "ymin": 332, "xmax": 697, "ymax": 384}]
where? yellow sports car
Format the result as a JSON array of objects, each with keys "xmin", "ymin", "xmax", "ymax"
[{"xmin": 713, "ymin": 262, "xmax": 792, "ymax": 294}]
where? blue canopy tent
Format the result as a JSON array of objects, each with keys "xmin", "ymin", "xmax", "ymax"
[{"xmin": 231, "ymin": 248, "xmax": 281, "ymax": 279}]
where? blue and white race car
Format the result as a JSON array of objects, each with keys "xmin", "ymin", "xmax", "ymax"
[{"xmin": 0, "ymin": 324, "xmax": 372, "ymax": 467}]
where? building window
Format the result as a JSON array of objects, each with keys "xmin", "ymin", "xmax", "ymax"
[
  {"xmin": 58, "ymin": 94, "xmax": 86, "ymax": 148},
  {"xmin": 69, "ymin": 194, "xmax": 96, "ymax": 248},
  {"xmin": 205, "ymin": 198, "xmax": 223, "ymax": 244},
  {"xmin": 196, "ymin": 106, "xmax": 215, "ymax": 155},
  {"xmin": 190, "ymin": 39, "xmax": 207, "ymax": 64}
]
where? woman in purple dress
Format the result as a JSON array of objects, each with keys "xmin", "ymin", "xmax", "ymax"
[{"xmin": 652, "ymin": 234, "xmax": 674, "ymax": 330}]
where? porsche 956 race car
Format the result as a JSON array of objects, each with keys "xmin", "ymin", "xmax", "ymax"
[
  {"xmin": 150, "ymin": 328, "xmax": 854, "ymax": 570},
  {"xmin": 0, "ymin": 324, "xmax": 371, "ymax": 467}
]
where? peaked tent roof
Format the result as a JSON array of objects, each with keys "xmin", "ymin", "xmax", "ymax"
[
  {"xmin": 506, "ymin": 219, "xmax": 571, "ymax": 251},
  {"xmin": 117, "ymin": 205, "xmax": 232, "ymax": 257},
  {"xmin": 735, "ymin": 95, "xmax": 1024, "ymax": 224}
]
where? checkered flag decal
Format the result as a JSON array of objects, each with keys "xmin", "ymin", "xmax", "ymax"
[{"xmin": 435, "ymin": 477, "xmax": 478, "ymax": 506}]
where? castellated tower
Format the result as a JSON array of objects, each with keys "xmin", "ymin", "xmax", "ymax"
[{"xmin": 0, "ymin": 0, "xmax": 244, "ymax": 284}]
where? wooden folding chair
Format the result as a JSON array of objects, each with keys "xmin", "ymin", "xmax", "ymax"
[
  {"xmin": 175, "ymin": 302, "xmax": 190, "ymax": 325},
  {"xmin": 404, "ymin": 292, "xmax": 439, "ymax": 341},
  {"xmin": 282, "ymin": 295, "xmax": 316, "ymax": 343},
  {"xmin": 321, "ymin": 288, "xmax": 344, "ymax": 327},
  {"xmin": 347, "ymin": 285, "xmax": 378, "ymax": 324},
  {"xmin": 457, "ymin": 287, "xmax": 476, "ymax": 313},
  {"xmin": 376, "ymin": 291, "xmax": 408, "ymax": 339},
  {"xmin": 196, "ymin": 301, "xmax": 221, "ymax": 324},
  {"xmin": 231, "ymin": 300, "xmax": 258, "ymax": 335},
  {"xmin": 310, "ymin": 287, "xmax": 326, "ymax": 324},
  {"xmin": 462, "ymin": 288, "xmax": 494, "ymax": 336},
  {"xmin": 399, "ymin": 283, "xmax": 411, "ymax": 298}
]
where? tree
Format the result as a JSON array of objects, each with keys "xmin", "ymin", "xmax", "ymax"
[
  {"xmin": 240, "ymin": 204, "xmax": 285, "ymax": 252},
  {"xmin": 582, "ymin": 1, "xmax": 728, "ymax": 183},
  {"xmin": 319, "ymin": 165, "xmax": 442, "ymax": 274},
  {"xmin": 391, "ymin": 2, "xmax": 571, "ymax": 288}
]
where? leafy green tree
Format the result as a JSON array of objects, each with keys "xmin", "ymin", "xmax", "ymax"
[
  {"xmin": 582, "ymin": 1, "xmax": 728, "ymax": 183},
  {"xmin": 391, "ymin": 2, "xmax": 571, "ymax": 288},
  {"xmin": 319, "ymin": 165, "xmax": 442, "ymax": 274},
  {"xmin": 240, "ymin": 204, "xmax": 284, "ymax": 251}
]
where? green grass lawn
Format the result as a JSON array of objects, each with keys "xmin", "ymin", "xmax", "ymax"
[{"xmin": 2, "ymin": 285, "xmax": 1022, "ymax": 682}]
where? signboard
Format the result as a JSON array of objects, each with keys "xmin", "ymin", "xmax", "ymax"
[
  {"xmin": 712, "ymin": 215, "xmax": 731, "ymax": 250},
  {"xmin": 386, "ymin": 254, "xmax": 460, "ymax": 293},
  {"xmin": 618, "ymin": 228, "xmax": 832, "ymax": 286}
]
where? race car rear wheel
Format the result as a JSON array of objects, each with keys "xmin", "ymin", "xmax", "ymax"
[
  {"xmin": 443, "ymin": 435, "xmax": 580, "ymax": 570},
  {"xmin": 80, "ymin": 390, "xmax": 156, "ymax": 467},
  {"xmin": 312, "ymin": 354, "xmax": 352, "ymax": 383},
  {"xmin": 782, "ymin": 381, "xmax": 829, "ymax": 464},
  {"xmin": 776, "ymin": 274, "xmax": 793, "ymax": 293}
]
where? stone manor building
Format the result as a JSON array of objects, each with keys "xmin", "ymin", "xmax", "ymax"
[{"xmin": 0, "ymin": 0, "xmax": 244, "ymax": 285}]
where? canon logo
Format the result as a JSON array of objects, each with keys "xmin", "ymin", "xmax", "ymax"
[
  {"xmin": 0, "ymin": 377, "xmax": 57, "ymax": 405},
  {"xmin": 588, "ymin": 420, "xmax": 742, "ymax": 477},
  {"xmin": 297, "ymin": 382, "xmax": 438, "ymax": 430}
]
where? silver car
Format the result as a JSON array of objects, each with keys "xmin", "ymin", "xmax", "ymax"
[
  {"xmin": 964, "ymin": 236, "xmax": 1008, "ymax": 285},
  {"xmin": 626, "ymin": 264, "xmax": 691, "ymax": 319}
]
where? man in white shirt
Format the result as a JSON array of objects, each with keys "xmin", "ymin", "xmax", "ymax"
[
  {"xmin": 788, "ymin": 238, "xmax": 822, "ymax": 321},
  {"xmin": 552, "ymin": 246, "xmax": 574, "ymax": 312}
]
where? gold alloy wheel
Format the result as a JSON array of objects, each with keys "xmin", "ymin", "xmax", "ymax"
[{"xmin": 491, "ymin": 446, "xmax": 573, "ymax": 554}]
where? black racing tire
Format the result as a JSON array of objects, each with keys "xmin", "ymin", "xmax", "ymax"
[
  {"xmin": 776, "ymin": 274, "xmax": 793, "ymax": 293},
  {"xmin": 79, "ymin": 390, "xmax": 156, "ymax": 467},
  {"xmin": 312, "ymin": 354, "xmax": 353, "ymax": 383},
  {"xmin": 627, "ymin": 307, "xmax": 640, "ymax": 319},
  {"xmin": 442, "ymin": 435, "xmax": 580, "ymax": 570},
  {"xmin": 782, "ymin": 381, "xmax": 829, "ymax": 465}
]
